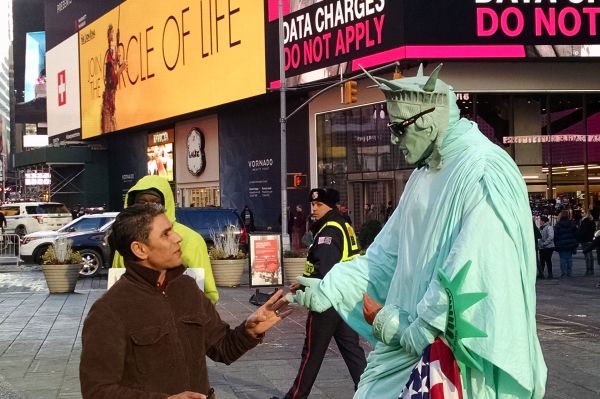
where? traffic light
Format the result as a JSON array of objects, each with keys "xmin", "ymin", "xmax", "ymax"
[
  {"xmin": 287, "ymin": 173, "xmax": 307, "ymax": 189},
  {"xmin": 343, "ymin": 80, "xmax": 358, "ymax": 104},
  {"xmin": 293, "ymin": 174, "xmax": 307, "ymax": 188}
]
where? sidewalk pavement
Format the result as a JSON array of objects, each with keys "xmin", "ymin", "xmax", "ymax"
[{"xmin": 0, "ymin": 253, "xmax": 599, "ymax": 399}]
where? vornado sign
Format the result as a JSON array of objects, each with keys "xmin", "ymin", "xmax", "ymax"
[{"xmin": 79, "ymin": 0, "xmax": 266, "ymax": 139}]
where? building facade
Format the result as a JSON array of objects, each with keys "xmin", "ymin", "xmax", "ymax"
[{"xmin": 26, "ymin": 0, "xmax": 600, "ymax": 229}]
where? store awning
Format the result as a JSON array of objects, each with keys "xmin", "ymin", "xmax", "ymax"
[{"xmin": 13, "ymin": 146, "xmax": 91, "ymax": 168}]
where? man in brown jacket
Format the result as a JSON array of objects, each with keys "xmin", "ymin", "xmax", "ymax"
[{"xmin": 80, "ymin": 203, "xmax": 291, "ymax": 399}]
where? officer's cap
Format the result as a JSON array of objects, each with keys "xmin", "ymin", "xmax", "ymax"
[{"xmin": 309, "ymin": 188, "xmax": 340, "ymax": 209}]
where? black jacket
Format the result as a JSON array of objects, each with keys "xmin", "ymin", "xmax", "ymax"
[
  {"xmin": 583, "ymin": 234, "xmax": 600, "ymax": 254},
  {"xmin": 306, "ymin": 210, "xmax": 349, "ymax": 279},
  {"xmin": 577, "ymin": 217, "xmax": 596, "ymax": 243},
  {"xmin": 554, "ymin": 219, "xmax": 578, "ymax": 251}
]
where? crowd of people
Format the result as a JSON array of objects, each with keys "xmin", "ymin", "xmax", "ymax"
[{"xmin": 534, "ymin": 207, "xmax": 598, "ymax": 284}]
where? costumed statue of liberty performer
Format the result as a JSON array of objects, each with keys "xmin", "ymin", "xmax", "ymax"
[{"xmin": 288, "ymin": 65, "xmax": 547, "ymax": 398}]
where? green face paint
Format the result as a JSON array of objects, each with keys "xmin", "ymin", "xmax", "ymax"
[{"xmin": 362, "ymin": 63, "xmax": 452, "ymax": 169}]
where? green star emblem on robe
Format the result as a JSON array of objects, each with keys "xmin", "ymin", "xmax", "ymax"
[{"xmin": 438, "ymin": 260, "xmax": 488, "ymax": 372}]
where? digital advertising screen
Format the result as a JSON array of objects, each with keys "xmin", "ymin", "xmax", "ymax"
[
  {"xmin": 265, "ymin": 0, "xmax": 600, "ymax": 87},
  {"xmin": 146, "ymin": 143, "xmax": 174, "ymax": 182},
  {"xmin": 79, "ymin": 0, "xmax": 267, "ymax": 139},
  {"xmin": 24, "ymin": 32, "xmax": 46, "ymax": 102}
]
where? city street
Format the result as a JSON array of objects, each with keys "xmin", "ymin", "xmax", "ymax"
[{"xmin": 0, "ymin": 255, "xmax": 599, "ymax": 399}]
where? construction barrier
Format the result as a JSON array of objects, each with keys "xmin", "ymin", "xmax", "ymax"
[{"xmin": 0, "ymin": 234, "xmax": 21, "ymax": 266}]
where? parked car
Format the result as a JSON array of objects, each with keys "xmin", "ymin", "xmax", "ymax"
[
  {"xmin": 0, "ymin": 202, "xmax": 72, "ymax": 237},
  {"xmin": 66, "ymin": 220, "xmax": 116, "ymax": 277},
  {"xmin": 20, "ymin": 212, "xmax": 119, "ymax": 265},
  {"xmin": 175, "ymin": 207, "xmax": 247, "ymax": 247}
]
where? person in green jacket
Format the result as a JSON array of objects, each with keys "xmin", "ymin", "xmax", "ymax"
[{"xmin": 112, "ymin": 175, "xmax": 218, "ymax": 303}]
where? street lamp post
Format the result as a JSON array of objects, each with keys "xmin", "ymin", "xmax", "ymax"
[
  {"xmin": 279, "ymin": 0, "xmax": 290, "ymax": 251},
  {"xmin": 0, "ymin": 153, "xmax": 5, "ymax": 203}
]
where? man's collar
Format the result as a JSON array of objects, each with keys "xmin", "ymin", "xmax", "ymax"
[{"xmin": 125, "ymin": 261, "xmax": 185, "ymax": 290}]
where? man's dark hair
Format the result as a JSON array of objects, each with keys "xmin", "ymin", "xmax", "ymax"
[
  {"xmin": 540, "ymin": 215, "xmax": 549, "ymax": 223},
  {"xmin": 109, "ymin": 203, "xmax": 165, "ymax": 261}
]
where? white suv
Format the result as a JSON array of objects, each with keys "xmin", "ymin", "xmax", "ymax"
[
  {"xmin": 20, "ymin": 212, "xmax": 119, "ymax": 264},
  {"xmin": 0, "ymin": 202, "xmax": 73, "ymax": 237}
]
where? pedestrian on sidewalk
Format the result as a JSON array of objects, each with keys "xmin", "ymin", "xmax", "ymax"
[
  {"xmin": 292, "ymin": 204, "xmax": 307, "ymax": 250},
  {"xmin": 577, "ymin": 212, "xmax": 596, "ymax": 276},
  {"xmin": 80, "ymin": 203, "xmax": 292, "ymax": 399},
  {"xmin": 0, "ymin": 210, "xmax": 6, "ymax": 234},
  {"xmin": 533, "ymin": 218, "xmax": 542, "ymax": 277},
  {"xmin": 538, "ymin": 216, "xmax": 554, "ymax": 279},
  {"xmin": 279, "ymin": 188, "xmax": 366, "ymax": 399},
  {"xmin": 241, "ymin": 205, "xmax": 255, "ymax": 233},
  {"xmin": 554, "ymin": 210, "xmax": 578, "ymax": 277}
]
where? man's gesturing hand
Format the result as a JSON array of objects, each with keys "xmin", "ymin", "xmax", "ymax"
[
  {"xmin": 245, "ymin": 289, "xmax": 292, "ymax": 338},
  {"xmin": 286, "ymin": 276, "xmax": 332, "ymax": 313}
]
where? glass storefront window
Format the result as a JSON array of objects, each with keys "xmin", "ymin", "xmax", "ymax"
[
  {"xmin": 549, "ymin": 94, "xmax": 585, "ymax": 166},
  {"xmin": 316, "ymin": 93, "xmax": 600, "ymax": 220},
  {"xmin": 586, "ymin": 95, "xmax": 600, "ymax": 163},
  {"xmin": 473, "ymin": 94, "xmax": 510, "ymax": 147},
  {"xmin": 188, "ymin": 187, "xmax": 220, "ymax": 207},
  {"xmin": 586, "ymin": 95, "xmax": 600, "ymax": 215},
  {"xmin": 456, "ymin": 92, "xmax": 474, "ymax": 119}
]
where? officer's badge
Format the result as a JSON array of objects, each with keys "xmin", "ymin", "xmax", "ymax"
[{"xmin": 318, "ymin": 236, "xmax": 332, "ymax": 245}]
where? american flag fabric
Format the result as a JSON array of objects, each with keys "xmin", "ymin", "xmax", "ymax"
[{"xmin": 399, "ymin": 338, "xmax": 463, "ymax": 399}]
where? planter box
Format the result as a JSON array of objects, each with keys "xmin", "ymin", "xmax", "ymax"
[
  {"xmin": 283, "ymin": 257, "xmax": 306, "ymax": 283},
  {"xmin": 211, "ymin": 259, "xmax": 246, "ymax": 287},
  {"xmin": 42, "ymin": 264, "xmax": 81, "ymax": 294}
]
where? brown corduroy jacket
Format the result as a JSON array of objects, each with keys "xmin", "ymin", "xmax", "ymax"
[{"xmin": 80, "ymin": 262, "xmax": 260, "ymax": 398}]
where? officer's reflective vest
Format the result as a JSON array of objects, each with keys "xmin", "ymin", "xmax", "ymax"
[{"xmin": 304, "ymin": 220, "xmax": 360, "ymax": 276}]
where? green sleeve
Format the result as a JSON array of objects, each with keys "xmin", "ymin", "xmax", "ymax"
[{"xmin": 175, "ymin": 222, "xmax": 219, "ymax": 304}]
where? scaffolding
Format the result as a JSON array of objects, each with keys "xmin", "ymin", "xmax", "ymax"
[{"xmin": 12, "ymin": 163, "xmax": 85, "ymax": 202}]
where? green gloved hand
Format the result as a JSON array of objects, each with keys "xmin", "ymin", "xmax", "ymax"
[
  {"xmin": 399, "ymin": 318, "xmax": 438, "ymax": 357},
  {"xmin": 286, "ymin": 276, "xmax": 333, "ymax": 313}
]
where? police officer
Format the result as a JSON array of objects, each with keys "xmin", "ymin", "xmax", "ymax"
[{"xmin": 281, "ymin": 187, "xmax": 367, "ymax": 399}]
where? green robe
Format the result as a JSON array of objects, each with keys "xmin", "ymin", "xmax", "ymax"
[
  {"xmin": 112, "ymin": 175, "xmax": 218, "ymax": 304},
  {"xmin": 319, "ymin": 119, "xmax": 547, "ymax": 398}
]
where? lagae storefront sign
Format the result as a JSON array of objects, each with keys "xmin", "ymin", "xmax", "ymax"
[
  {"xmin": 186, "ymin": 127, "xmax": 206, "ymax": 176},
  {"xmin": 79, "ymin": 0, "xmax": 266, "ymax": 138}
]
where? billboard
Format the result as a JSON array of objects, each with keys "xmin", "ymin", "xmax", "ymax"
[
  {"xmin": 265, "ymin": 0, "xmax": 600, "ymax": 86},
  {"xmin": 46, "ymin": 34, "xmax": 81, "ymax": 138},
  {"xmin": 45, "ymin": 0, "xmax": 124, "ymax": 51},
  {"xmin": 79, "ymin": 0, "xmax": 266, "ymax": 139},
  {"xmin": 24, "ymin": 32, "xmax": 46, "ymax": 102}
]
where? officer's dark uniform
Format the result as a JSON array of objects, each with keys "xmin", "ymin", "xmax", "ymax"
[{"xmin": 284, "ymin": 189, "xmax": 367, "ymax": 399}]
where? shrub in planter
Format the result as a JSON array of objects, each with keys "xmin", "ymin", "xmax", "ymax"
[
  {"xmin": 41, "ymin": 238, "xmax": 83, "ymax": 294},
  {"xmin": 209, "ymin": 227, "xmax": 247, "ymax": 287}
]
